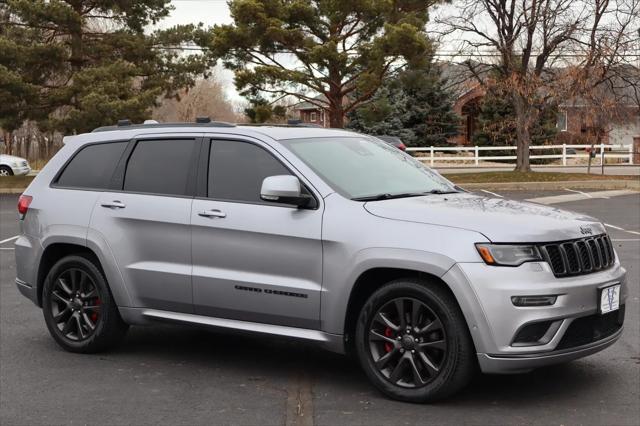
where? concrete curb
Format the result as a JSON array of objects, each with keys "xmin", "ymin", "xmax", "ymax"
[{"xmin": 457, "ymin": 180, "xmax": 640, "ymax": 191}]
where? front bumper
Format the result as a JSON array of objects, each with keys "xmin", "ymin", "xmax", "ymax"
[
  {"xmin": 11, "ymin": 165, "xmax": 31, "ymax": 176},
  {"xmin": 443, "ymin": 260, "xmax": 626, "ymax": 373},
  {"xmin": 477, "ymin": 326, "xmax": 623, "ymax": 373}
]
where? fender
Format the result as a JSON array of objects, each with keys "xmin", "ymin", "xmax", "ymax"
[
  {"xmin": 85, "ymin": 228, "xmax": 133, "ymax": 308},
  {"xmin": 441, "ymin": 264, "xmax": 492, "ymax": 354},
  {"xmin": 320, "ymin": 247, "xmax": 457, "ymax": 335}
]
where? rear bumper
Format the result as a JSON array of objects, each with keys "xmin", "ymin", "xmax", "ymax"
[
  {"xmin": 15, "ymin": 278, "xmax": 37, "ymax": 305},
  {"xmin": 478, "ymin": 326, "xmax": 623, "ymax": 373}
]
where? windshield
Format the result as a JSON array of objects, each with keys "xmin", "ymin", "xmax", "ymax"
[{"xmin": 281, "ymin": 137, "xmax": 457, "ymax": 200}]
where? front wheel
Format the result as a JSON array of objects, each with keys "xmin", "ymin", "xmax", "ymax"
[
  {"xmin": 0, "ymin": 166, "xmax": 13, "ymax": 176},
  {"xmin": 355, "ymin": 278, "xmax": 475, "ymax": 402},
  {"xmin": 42, "ymin": 255, "xmax": 128, "ymax": 353}
]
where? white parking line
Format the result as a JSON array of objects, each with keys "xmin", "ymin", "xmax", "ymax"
[
  {"xmin": 526, "ymin": 190, "xmax": 638, "ymax": 205},
  {"xmin": 611, "ymin": 239, "xmax": 640, "ymax": 242},
  {"xmin": 0, "ymin": 235, "xmax": 18, "ymax": 245},
  {"xmin": 605, "ymin": 223, "xmax": 625, "ymax": 230},
  {"xmin": 0, "ymin": 247, "xmax": 15, "ymax": 250},
  {"xmin": 480, "ymin": 189, "xmax": 503, "ymax": 198},
  {"xmin": 604, "ymin": 223, "xmax": 640, "ymax": 236},
  {"xmin": 564, "ymin": 188, "xmax": 594, "ymax": 198}
]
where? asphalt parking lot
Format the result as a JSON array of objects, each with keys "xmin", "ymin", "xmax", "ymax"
[{"xmin": 1, "ymin": 190, "xmax": 638, "ymax": 426}]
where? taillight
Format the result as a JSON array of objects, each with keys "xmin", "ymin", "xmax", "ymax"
[
  {"xmin": 17, "ymin": 194, "xmax": 32, "ymax": 218},
  {"xmin": 398, "ymin": 143, "xmax": 407, "ymax": 151}
]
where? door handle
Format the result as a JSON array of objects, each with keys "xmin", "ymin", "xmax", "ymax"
[
  {"xmin": 198, "ymin": 209, "xmax": 226, "ymax": 218},
  {"xmin": 101, "ymin": 200, "xmax": 126, "ymax": 209}
]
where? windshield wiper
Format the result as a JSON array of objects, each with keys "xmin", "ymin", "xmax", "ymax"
[
  {"xmin": 351, "ymin": 192, "xmax": 429, "ymax": 201},
  {"xmin": 427, "ymin": 189, "xmax": 459, "ymax": 195},
  {"xmin": 352, "ymin": 189, "xmax": 460, "ymax": 201}
]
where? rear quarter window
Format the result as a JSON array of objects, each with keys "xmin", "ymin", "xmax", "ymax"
[{"xmin": 55, "ymin": 142, "xmax": 128, "ymax": 189}]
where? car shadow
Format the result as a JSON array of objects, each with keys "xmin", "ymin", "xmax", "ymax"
[{"xmin": 108, "ymin": 323, "xmax": 613, "ymax": 408}]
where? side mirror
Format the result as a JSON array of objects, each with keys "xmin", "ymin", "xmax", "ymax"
[{"xmin": 260, "ymin": 175, "xmax": 313, "ymax": 208}]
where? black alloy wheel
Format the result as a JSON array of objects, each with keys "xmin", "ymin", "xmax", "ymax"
[
  {"xmin": 49, "ymin": 268, "xmax": 102, "ymax": 341},
  {"xmin": 43, "ymin": 255, "xmax": 128, "ymax": 353},
  {"xmin": 368, "ymin": 297, "xmax": 447, "ymax": 388},
  {"xmin": 355, "ymin": 279, "xmax": 475, "ymax": 402}
]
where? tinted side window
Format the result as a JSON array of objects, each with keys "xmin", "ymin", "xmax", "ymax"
[
  {"xmin": 208, "ymin": 140, "xmax": 291, "ymax": 202},
  {"xmin": 56, "ymin": 142, "xmax": 128, "ymax": 189},
  {"xmin": 124, "ymin": 139, "xmax": 197, "ymax": 196}
]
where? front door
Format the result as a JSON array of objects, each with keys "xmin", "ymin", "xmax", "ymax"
[{"xmin": 191, "ymin": 139, "xmax": 323, "ymax": 329}]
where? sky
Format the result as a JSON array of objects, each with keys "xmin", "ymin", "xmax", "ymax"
[{"xmin": 155, "ymin": 0, "xmax": 239, "ymax": 100}]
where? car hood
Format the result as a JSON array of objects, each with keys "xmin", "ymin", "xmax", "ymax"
[
  {"xmin": 0, "ymin": 154, "xmax": 26, "ymax": 162},
  {"xmin": 363, "ymin": 192, "xmax": 605, "ymax": 242}
]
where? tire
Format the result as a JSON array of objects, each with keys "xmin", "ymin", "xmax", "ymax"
[
  {"xmin": 42, "ymin": 255, "xmax": 128, "ymax": 353},
  {"xmin": 355, "ymin": 278, "xmax": 475, "ymax": 402},
  {"xmin": 0, "ymin": 166, "xmax": 13, "ymax": 176}
]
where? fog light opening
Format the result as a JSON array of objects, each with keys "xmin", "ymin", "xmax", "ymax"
[{"xmin": 511, "ymin": 295, "xmax": 557, "ymax": 307}]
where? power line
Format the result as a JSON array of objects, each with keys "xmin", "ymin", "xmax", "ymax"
[{"xmin": 154, "ymin": 45, "xmax": 640, "ymax": 58}]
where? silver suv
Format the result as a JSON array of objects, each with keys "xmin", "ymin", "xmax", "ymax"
[{"xmin": 14, "ymin": 122, "xmax": 626, "ymax": 402}]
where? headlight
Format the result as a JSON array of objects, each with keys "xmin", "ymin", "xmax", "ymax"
[
  {"xmin": 11, "ymin": 161, "xmax": 19, "ymax": 167},
  {"xmin": 475, "ymin": 243, "xmax": 542, "ymax": 266}
]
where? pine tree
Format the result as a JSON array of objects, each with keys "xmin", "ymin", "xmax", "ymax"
[
  {"xmin": 473, "ymin": 87, "xmax": 558, "ymax": 147},
  {"xmin": 202, "ymin": 0, "xmax": 441, "ymax": 128},
  {"xmin": 347, "ymin": 63, "xmax": 459, "ymax": 147},
  {"xmin": 0, "ymin": 0, "xmax": 213, "ymax": 137}
]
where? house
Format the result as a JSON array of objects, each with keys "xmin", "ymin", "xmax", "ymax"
[
  {"xmin": 292, "ymin": 95, "xmax": 330, "ymax": 128},
  {"xmin": 446, "ymin": 63, "xmax": 640, "ymax": 147}
]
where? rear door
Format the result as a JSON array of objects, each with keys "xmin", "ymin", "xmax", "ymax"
[
  {"xmin": 89, "ymin": 136, "xmax": 200, "ymax": 313},
  {"xmin": 191, "ymin": 138, "xmax": 323, "ymax": 329}
]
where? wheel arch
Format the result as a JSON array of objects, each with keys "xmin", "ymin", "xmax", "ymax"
[
  {"xmin": 343, "ymin": 267, "xmax": 471, "ymax": 355},
  {"xmin": 36, "ymin": 236, "xmax": 131, "ymax": 310},
  {"xmin": 36, "ymin": 242, "xmax": 101, "ymax": 307}
]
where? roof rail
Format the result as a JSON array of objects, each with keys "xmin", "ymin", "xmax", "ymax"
[
  {"xmin": 240, "ymin": 122, "xmax": 324, "ymax": 128},
  {"xmin": 92, "ymin": 120, "xmax": 236, "ymax": 132}
]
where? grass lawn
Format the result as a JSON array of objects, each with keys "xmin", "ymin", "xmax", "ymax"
[
  {"xmin": 446, "ymin": 171, "xmax": 639, "ymax": 184},
  {"xmin": 0, "ymin": 175, "xmax": 34, "ymax": 189}
]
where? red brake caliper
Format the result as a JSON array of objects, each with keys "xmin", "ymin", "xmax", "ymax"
[
  {"xmin": 384, "ymin": 327, "xmax": 394, "ymax": 352},
  {"xmin": 91, "ymin": 298, "xmax": 101, "ymax": 322}
]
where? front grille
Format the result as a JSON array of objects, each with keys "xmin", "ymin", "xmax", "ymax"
[
  {"xmin": 556, "ymin": 305, "xmax": 625, "ymax": 350},
  {"xmin": 540, "ymin": 234, "xmax": 615, "ymax": 277}
]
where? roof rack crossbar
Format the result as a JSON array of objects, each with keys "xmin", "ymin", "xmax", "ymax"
[{"xmin": 92, "ymin": 121, "xmax": 236, "ymax": 132}]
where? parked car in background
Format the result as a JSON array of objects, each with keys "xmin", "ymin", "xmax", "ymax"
[
  {"xmin": 375, "ymin": 135, "xmax": 407, "ymax": 151},
  {"xmin": 14, "ymin": 121, "xmax": 626, "ymax": 403},
  {"xmin": 0, "ymin": 154, "xmax": 31, "ymax": 176}
]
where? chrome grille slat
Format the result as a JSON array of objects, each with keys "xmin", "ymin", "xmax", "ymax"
[
  {"xmin": 541, "ymin": 234, "xmax": 614, "ymax": 277},
  {"xmin": 588, "ymin": 239, "xmax": 602, "ymax": 269}
]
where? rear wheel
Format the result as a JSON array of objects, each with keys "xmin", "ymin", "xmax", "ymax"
[
  {"xmin": 42, "ymin": 255, "xmax": 128, "ymax": 353},
  {"xmin": 355, "ymin": 278, "xmax": 475, "ymax": 402},
  {"xmin": 0, "ymin": 166, "xmax": 13, "ymax": 176}
]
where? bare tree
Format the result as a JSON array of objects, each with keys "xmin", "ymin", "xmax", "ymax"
[
  {"xmin": 437, "ymin": 0, "xmax": 639, "ymax": 171},
  {"xmin": 153, "ymin": 75, "xmax": 242, "ymax": 123}
]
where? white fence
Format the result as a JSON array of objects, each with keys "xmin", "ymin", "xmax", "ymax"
[{"xmin": 406, "ymin": 144, "xmax": 635, "ymax": 166}]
